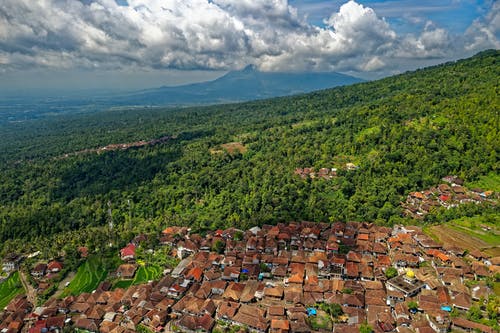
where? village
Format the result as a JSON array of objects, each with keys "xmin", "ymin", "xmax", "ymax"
[
  {"xmin": 401, "ymin": 176, "xmax": 496, "ymax": 219},
  {"xmin": 0, "ymin": 219, "xmax": 498, "ymax": 333}
]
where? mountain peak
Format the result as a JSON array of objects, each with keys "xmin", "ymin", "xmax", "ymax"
[{"xmin": 241, "ymin": 64, "xmax": 258, "ymax": 72}]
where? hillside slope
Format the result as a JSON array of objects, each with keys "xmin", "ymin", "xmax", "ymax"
[{"xmin": 0, "ymin": 50, "xmax": 498, "ymax": 251}]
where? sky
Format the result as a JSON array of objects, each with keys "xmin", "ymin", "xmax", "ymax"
[{"xmin": 0, "ymin": 0, "xmax": 498, "ymax": 94}]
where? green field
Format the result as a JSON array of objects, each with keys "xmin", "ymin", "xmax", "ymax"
[
  {"xmin": 467, "ymin": 173, "xmax": 500, "ymax": 192},
  {"xmin": 0, "ymin": 272, "xmax": 25, "ymax": 308},
  {"xmin": 60, "ymin": 256, "xmax": 108, "ymax": 297},
  {"xmin": 449, "ymin": 216, "xmax": 500, "ymax": 245},
  {"xmin": 113, "ymin": 265, "xmax": 162, "ymax": 290}
]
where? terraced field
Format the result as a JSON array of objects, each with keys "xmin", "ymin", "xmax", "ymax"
[
  {"xmin": 427, "ymin": 223, "xmax": 500, "ymax": 257},
  {"xmin": 0, "ymin": 272, "xmax": 25, "ymax": 308},
  {"xmin": 60, "ymin": 256, "xmax": 107, "ymax": 297}
]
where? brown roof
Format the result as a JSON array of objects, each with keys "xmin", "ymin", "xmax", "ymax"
[
  {"xmin": 217, "ymin": 301, "xmax": 240, "ymax": 320},
  {"xmin": 116, "ymin": 264, "xmax": 137, "ymax": 279},
  {"xmin": 75, "ymin": 318, "xmax": 98, "ymax": 332},
  {"xmin": 271, "ymin": 319, "xmax": 290, "ymax": 330},
  {"xmin": 452, "ymin": 317, "xmax": 493, "ymax": 333}
]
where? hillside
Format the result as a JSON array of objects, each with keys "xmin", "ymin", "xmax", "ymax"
[{"xmin": 0, "ymin": 50, "xmax": 498, "ymax": 254}]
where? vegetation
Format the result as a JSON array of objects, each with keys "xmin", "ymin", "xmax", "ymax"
[
  {"xmin": 60, "ymin": 256, "xmax": 113, "ymax": 297},
  {"xmin": 385, "ymin": 267, "xmax": 398, "ymax": 279},
  {"xmin": 307, "ymin": 310, "xmax": 333, "ymax": 331},
  {"xmin": 408, "ymin": 301, "xmax": 419, "ymax": 312},
  {"xmin": 0, "ymin": 50, "xmax": 498, "ymax": 255},
  {"xmin": 318, "ymin": 302, "xmax": 344, "ymax": 323},
  {"xmin": 360, "ymin": 323, "xmax": 373, "ymax": 333},
  {"xmin": 0, "ymin": 272, "xmax": 24, "ymax": 308}
]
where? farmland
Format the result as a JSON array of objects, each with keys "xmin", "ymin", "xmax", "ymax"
[
  {"xmin": 0, "ymin": 272, "xmax": 25, "ymax": 309},
  {"xmin": 60, "ymin": 256, "xmax": 108, "ymax": 297},
  {"xmin": 426, "ymin": 217, "xmax": 500, "ymax": 257}
]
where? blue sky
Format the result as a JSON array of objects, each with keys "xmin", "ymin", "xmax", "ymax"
[
  {"xmin": 290, "ymin": 0, "xmax": 488, "ymax": 33},
  {"xmin": 0, "ymin": 0, "xmax": 498, "ymax": 94}
]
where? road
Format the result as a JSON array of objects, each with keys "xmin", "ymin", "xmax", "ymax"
[{"xmin": 18, "ymin": 270, "xmax": 37, "ymax": 306}]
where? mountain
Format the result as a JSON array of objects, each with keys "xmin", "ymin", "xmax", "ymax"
[
  {"xmin": 116, "ymin": 65, "xmax": 364, "ymax": 105},
  {"xmin": 0, "ymin": 67, "xmax": 362, "ymax": 122}
]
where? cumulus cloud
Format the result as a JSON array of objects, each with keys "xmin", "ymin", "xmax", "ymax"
[
  {"xmin": 0, "ymin": 0, "xmax": 497, "ymax": 77},
  {"xmin": 464, "ymin": 1, "xmax": 500, "ymax": 51}
]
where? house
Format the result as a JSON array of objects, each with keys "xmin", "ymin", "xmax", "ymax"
[
  {"xmin": 232, "ymin": 305, "xmax": 269, "ymax": 333},
  {"xmin": 222, "ymin": 266, "xmax": 240, "ymax": 281},
  {"xmin": 386, "ymin": 270, "xmax": 425, "ymax": 298},
  {"xmin": 116, "ymin": 264, "xmax": 138, "ymax": 279},
  {"xmin": 452, "ymin": 318, "xmax": 493, "ymax": 333},
  {"xmin": 74, "ymin": 318, "xmax": 98, "ymax": 332},
  {"xmin": 271, "ymin": 319, "xmax": 290, "ymax": 333},
  {"xmin": 47, "ymin": 261, "xmax": 63, "ymax": 273},
  {"xmin": 2, "ymin": 253, "xmax": 22, "ymax": 272},
  {"xmin": 216, "ymin": 301, "xmax": 240, "ymax": 322},
  {"xmin": 427, "ymin": 312, "xmax": 450, "ymax": 333},
  {"xmin": 120, "ymin": 244, "xmax": 136, "ymax": 261},
  {"xmin": 31, "ymin": 263, "xmax": 47, "ymax": 277},
  {"xmin": 177, "ymin": 313, "xmax": 214, "ymax": 333},
  {"xmin": 78, "ymin": 246, "xmax": 89, "ymax": 258}
]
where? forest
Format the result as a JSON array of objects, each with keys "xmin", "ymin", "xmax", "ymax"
[{"xmin": 0, "ymin": 50, "xmax": 498, "ymax": 255}]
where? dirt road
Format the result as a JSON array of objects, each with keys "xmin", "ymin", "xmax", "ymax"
[{"xmin": 18, "ymin": 270, "xmax": 36, "ymax": 306}]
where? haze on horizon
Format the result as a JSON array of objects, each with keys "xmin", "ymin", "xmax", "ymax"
[{"xmin": 0, "ymin": 0, "xmax": 498, "ymax": 95}]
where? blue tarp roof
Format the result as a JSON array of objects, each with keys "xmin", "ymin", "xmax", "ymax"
[{"xmin": 307, "ymin": 308, "xmax": 317, "ymax": 316}]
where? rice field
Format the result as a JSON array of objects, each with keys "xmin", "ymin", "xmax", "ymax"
[
  {"xmin": 0, "ymin": 271, "xmax": 25, "ymax": 309},
  {"xmin": 60, "ymin": 256, "xmax": 107, "ymax": 297}
]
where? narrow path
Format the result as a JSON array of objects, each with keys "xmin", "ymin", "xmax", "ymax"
[
  {"xmin": 52, "ymin": 272, "xmax": 75, "ymax": 299},
  {"xmin": 18, "ymin": 270, "xmax": 36, "ymax": 306}
]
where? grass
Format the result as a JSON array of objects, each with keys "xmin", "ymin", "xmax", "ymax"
[
  {"xmin": 467, "ymin": 172, "xmax": 500, "ymax": 192},
  {"xmin": 0, "ymin": 272, "xmax": 25, "ymax": 309},
  {"xmin": 134, "ymin": 265, "xmax": 162, "ymax": 283},
  {"xmin": 308, "ymin": 311, "xmax": 333, "ymax": 331},
  {"xmin": 447, "ymin": 216, "xmax": 500, "ymax": 246},
  {"xmin": 60, "ymin": 256, "xmax": 108, "ymax": 297}
]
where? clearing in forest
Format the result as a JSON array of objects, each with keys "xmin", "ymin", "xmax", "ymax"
[{"xmin": 210, "ymin": 142, "xmax": 247, "ymax": 155}]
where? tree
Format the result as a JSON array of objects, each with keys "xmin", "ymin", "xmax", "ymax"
[
  {"xmin": 326, "ymin": 303, "xmax": 344, "ymax": 318},
  {"xmin": 408, "ymin": 301, "xmax": 419, "ymax": 312},
  {"xmin": 385, "ymin": 267, "xmax": 398, "ymax": 279},
  {"xmin": 467, "ymin": 305, "xmax": 482, "ymax": 321},
  {"xmin": 212, "ymin": 239, "xmax": 225, "ymax": 254},
  {"xmin": 360, "ymin": 323, "xmax": 373, "ymax": 333}
]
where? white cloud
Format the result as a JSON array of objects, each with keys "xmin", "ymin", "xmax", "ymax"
[
  {"xmin": 0, "ymin": 0, "xmax": 497, "ymax": 78},
  {"xmin": 464, "ymin": 1, "xmax": 500, "ymax": 51}
]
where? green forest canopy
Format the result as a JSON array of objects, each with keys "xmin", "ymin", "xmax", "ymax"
[{"xmin": 0, "ymin": 50, "xmax": 498, "ymax": 252}]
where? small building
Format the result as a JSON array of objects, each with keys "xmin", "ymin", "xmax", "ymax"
[
  {"xmin": 385, "ymin": 270, "xmax": 425, "ymax": 298},
  {"xmin": 116, "ymin": 264, "xmax": 138, "ymax": 279},
  {"xmin": 2, "ymin": 253, "xmax": 22, "ymax": 272},
  {"xmin": 120, "ymin": 243, "xmax": 136, "ymax": 261},
  {"xmin": 31, "ymin": 263, "xmax": 47, "ymax": 278}
]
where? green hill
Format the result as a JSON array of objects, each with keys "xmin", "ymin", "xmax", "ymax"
[{"xmin": 0, "ymin": 50, "xmax": 498, "ymax": 253}]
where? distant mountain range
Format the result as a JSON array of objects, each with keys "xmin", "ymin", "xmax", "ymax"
[
  {"xmin": 115, "ymin": 65, "xmax": 364, "ymax": 106},
  {"xmin": 1, "ymin": 66, "xmax": 363, "ymax": 121}
]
